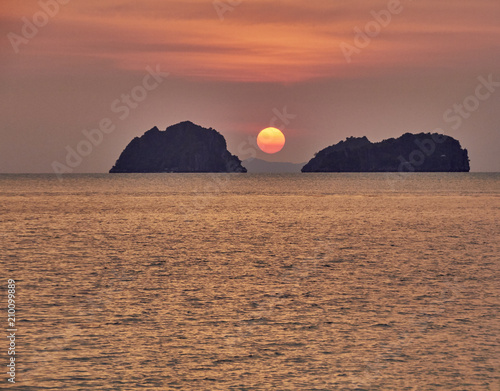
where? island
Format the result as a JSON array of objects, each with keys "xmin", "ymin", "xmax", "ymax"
[
  {"xmin": 110, "ymin": 121, "xmax": 247, "ymax": 173},
  {"xmin": 302, "ymin": 133, "xmax": 470, "ymax": 172},
  {"xmin": 242, "ymin": 158, "xmax": 305, "ymax": 173}
]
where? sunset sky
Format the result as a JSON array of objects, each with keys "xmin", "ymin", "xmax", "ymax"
[{"xmin": 1, "ymin": 0, "xmax": 499, "ymax": 172}]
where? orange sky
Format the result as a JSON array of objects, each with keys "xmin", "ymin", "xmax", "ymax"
[
  {"xmin": 1, "ymin": 0, "xmax": 499, "ymax": 172},
  {"xmin": 2, "ymin": 0, "xmax": 499, "ymax": 82}
]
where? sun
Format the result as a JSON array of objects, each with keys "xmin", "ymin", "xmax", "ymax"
[{"xmin": 257, "ymin": 127, "xmax": 286, "ymax": 154}]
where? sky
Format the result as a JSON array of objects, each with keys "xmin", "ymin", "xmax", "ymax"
[{"xmin": 1, "ymin": 0, "xmax": 499, "ymax": 172}]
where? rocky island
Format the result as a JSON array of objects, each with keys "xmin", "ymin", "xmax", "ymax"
[
  {"xmin": 302, "ymin": 133, "xmax": 470, "ymax": 172},
  {"xmin": 110, "ymin": 121, "xmax": 246, "ymax": 173}
]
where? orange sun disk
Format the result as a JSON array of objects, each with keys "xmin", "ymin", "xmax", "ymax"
[{"xmin": 257, "ymin": 127, "xmax": 286, "ymax": 154}]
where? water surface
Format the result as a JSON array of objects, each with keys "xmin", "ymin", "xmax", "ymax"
[{"xmin": 1, "ymin": 173, "xmax": 499, "ymax": 390}]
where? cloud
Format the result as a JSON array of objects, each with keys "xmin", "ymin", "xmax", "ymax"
[{"xmin": 1, "ymin": 0, "xmax": 499, "ymax": 82}]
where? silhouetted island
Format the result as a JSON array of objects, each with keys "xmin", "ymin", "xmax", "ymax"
[
  {"xmin": 242, "ymin": 158, "xmax": 305, "ymax": 173},
  {"xmin": 302, "ymin": 133, "xmax": 470, "ymax": 172},
  {"xmin": 110, "ymin": 121, "xmax": 246, "ymax": 173}
]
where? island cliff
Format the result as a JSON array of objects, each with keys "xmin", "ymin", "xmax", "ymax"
[
  {"xmin": 302, "ymin": 133, "xmax": 470, "ymax": 172},
  {"xmin": 110, "ymin": 121, "xmax": 246, "ymax": 173}
]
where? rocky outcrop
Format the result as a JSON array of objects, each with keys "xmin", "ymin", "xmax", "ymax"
[
  {"xmin": 302, "ymin": 133, "xmax": 470, "ymax": 172},
  {"xmin": 110, "ymin": 121, "xmax": 246, "ymax": 173}
]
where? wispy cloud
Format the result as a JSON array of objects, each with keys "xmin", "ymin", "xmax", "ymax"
[{"xmin": 2, "ymin": 0, "xmax": 499, "ymax": 82}]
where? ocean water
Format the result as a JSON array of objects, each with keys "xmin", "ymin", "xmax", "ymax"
[{"xmin": 1, "ymin": 173, "xmax": 499, "ymax": 390}]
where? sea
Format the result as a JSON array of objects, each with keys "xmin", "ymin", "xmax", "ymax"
[{"xmin": 1, "ymin": 173, "xmax": 499, "ymax": 390}]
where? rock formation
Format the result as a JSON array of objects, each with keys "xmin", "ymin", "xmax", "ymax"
[
  {"xmin": 302, "ymin": 133, "xmax": 470, "ymax": 172},
  {"xmin": 110, "ymin": 121, "xmax": 246, "ymax": 173}
]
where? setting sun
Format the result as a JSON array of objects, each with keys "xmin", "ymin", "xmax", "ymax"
[{"xmin": 257, "ymin": 127, "xmax": 286, "ymax": 154}]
